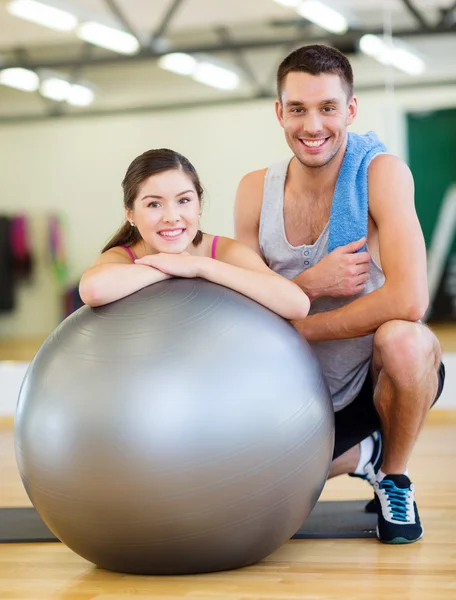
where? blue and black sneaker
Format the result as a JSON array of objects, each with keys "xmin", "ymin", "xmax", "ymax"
[
  {"xmin": 374, "ymin": 474, "xmax": 423, "ymax": 544},
  {"xmin": 349, "ymin": 431, "xmax": 383, "ymax": 513}
]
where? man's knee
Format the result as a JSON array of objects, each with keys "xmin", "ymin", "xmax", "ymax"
[{"xmin": 373, "ymin": 320, "xmax": 440, "ymax": 380}]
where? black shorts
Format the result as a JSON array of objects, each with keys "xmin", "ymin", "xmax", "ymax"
[{"xmin": 333, "ymin": 362, "xmax": 446, "ymax": 460}]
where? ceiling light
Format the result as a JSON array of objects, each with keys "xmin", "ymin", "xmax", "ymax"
[
  {"xmin": 390, "ymin": 47, "xmax": 425, "ymax": 76},
  {"xmin": 66, "ymin": 83, "xmax": 94, "ymax": 106},
  {"xmin": 0, "ymin": 67, "xmax": 39, "ymax": 91},
  {"xmin": 359, "ymin": 34, "xmax": 391, "ymax": 65},
  {"xmin": 77, "ymin": 22, "xmax": 140, "ymax": 55},
  {"xmin": 158, "ymin": 53, "xmax": 197, "ymax": 76},
  {"xmin": 297, "ymin": 1, "xmax": 348, "ymax": 35},
  {"xmin": 40, "ymin": 76, "xmax": 71, "ymax": 101},
  {"xmin": 192, "ymin": 62, "xmax": 240, "ymax": 91},
  {"xmin": 360, "ymin": 35, "xmax": 425, "ymax": 76},
  {"xmin": 6, "ymin": 0, "xmax": 77, "ymax": 32},
  {"xmin": 39, "ymin": 72, "xmax": 95, "ymax": 105}
]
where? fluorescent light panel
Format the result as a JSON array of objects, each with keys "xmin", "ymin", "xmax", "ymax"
[
  {"xmin": 360, "ymin": 34, "xmax": 425, "ymax": 76},
  {"xmin": 6, "ymin": 0, "xmax": 77, "ymax": 32},
  {"xmin": 8, "ymin": 1, "xmax": 141, "ymax": 57},
  {"xmin": 359, "ymin": 34, "xmax": 390, "ymax": 65},
  {"xmin": 77, "ymin": 22, "xmax": 140, "ymax": 55},
  {"xmin": 192, "ymin": 62, "xmax": 240, "ymax": 90},
  {"xmin": 391, "ymin": 47, "xmax": 426, "ymax": 76},
  {"xmin": 0, "ymin": 68, "xmax": 39, "ymax": 91},
  {"xmin": 66, "ymin": 83, "xmax": 94, "ymax": 106},
  {"xmin": 158, "ymin": 53, "xmax": 240, "ymax": 91},
  {"xmin": 273, "ymin": 0, "xmax": 348, "ymax": 35},
  {"xmin": 40, "ymin": 76, "xmax": 71, "ymax": 101},
  {"xmin": 158, "ymin": 53, "xmax": 197, "ymax": 76},
  {"xmin": 40, "ymin": 76, "xmax": 94, "ymax": 105},
  {"xmin": 297, "ymin": 1, "xmax": 348, "ymax": 34}
]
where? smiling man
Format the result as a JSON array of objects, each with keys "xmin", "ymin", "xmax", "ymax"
[{"xmin": 234, "ymin": 44, "xmax": 445, "ymax": 544}]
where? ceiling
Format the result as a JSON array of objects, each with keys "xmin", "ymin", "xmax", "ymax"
[{"xmin": 0, "ymin": 0, "xmax": 455, "ymax": 121}]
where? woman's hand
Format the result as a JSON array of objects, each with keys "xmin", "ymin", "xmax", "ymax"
[{"xmin": 135, "ymin": 253, "xmax": 205, "ymax": 278}]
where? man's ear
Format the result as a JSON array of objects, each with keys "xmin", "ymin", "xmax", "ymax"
[
  {"xmin": 346, "ymin": 95, "xmax": 358, "ymax": 125},
  {"xmin": 275, "ymin": 99, "xmax": 285, "ymax": 128}
]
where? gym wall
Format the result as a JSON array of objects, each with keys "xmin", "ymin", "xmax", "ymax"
[{"xmin": 0, "ymin": 84, "xmax": 454, "ymax": 337}]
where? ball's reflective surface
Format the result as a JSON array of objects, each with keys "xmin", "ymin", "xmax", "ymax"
[{"xmin": 15, "ymin": 279, "xmax": 334, "ymax": 575}]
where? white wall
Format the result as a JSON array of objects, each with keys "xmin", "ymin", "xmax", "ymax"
[{"xmin": 0, "ymin": 83, "xmax": 455, "ymax": 336}]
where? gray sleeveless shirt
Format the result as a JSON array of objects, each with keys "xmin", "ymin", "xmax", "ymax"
[{"xmin": 259, "ymin": 158, "xmax": 385, "ymax": 411}]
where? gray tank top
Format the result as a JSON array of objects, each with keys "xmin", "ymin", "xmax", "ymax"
[{"xmin": 259, "ymin": 158, "xmax": 385, "ymax": 411}]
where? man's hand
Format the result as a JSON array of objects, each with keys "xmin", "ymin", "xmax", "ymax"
[{"xmin": 296, "ymin": 238, "xmax": 371, "ymax": 300}]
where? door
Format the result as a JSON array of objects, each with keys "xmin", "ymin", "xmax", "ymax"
[{"xmin": 407, "ymin": 108, "xmax": 456, "ymax": 322}]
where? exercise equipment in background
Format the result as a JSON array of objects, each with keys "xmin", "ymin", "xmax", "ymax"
[{"xmin": 15, "ymin": 278, "xmax": 335, "ymax": 575}]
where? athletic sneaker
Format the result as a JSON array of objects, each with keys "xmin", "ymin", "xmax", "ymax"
[
  {"xmin": 374, "ymin": 474, "xmax": 423, "ymax": 544},
  {"xmin": 349, "ymin": 430, "xmax": 383, "ymax": 486},
  {"xmin": 348, "ymin": 431, "xmax": 383, "ymax": 513}
]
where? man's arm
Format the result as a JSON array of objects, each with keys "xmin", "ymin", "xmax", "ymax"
[
  {"xmin": 293, "ymin": 154, "xmax": 429, "ymax": 342},
  {"xmin": 234, "ymin": 169, "xmax": 267, "ymax": 255},
  {"xmin": 234, "ymin": 169, "xmax": 372, "ymax": 301}
]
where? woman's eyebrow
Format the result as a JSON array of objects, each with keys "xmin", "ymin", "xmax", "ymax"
[{"xmin": 141, "ymin": 189, "xmax": 195, "ymax": 201}]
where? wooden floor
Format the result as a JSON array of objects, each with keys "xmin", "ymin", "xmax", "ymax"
[
  {"xmin": 1, "ymin": 417, "xmax": 456, "ymax": 600},
  {"xmin": 1, "ymin": 322, "xmax": 455, "ymax": 598}
]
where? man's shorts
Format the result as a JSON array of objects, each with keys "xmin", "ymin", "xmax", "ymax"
[{"xmin": 333, "ymin": 362, "xmax": 446, "ymax": 460}]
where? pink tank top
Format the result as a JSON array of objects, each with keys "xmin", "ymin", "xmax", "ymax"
[
  {"xmin": 120, "ymin": 245, "xmax": 135, "ymax": 262},
  {"xmin": 120, "ymin": 237, "xmax": 219, "ymax": 262},
  {"xmin": 211, "ymin": 236, "xmax": 219, "ymax": 259}
]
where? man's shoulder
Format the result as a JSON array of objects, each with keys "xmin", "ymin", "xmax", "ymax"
[
  {"xmin": 234, "ymin": 169, "xmax": 269, "ymax": 229},
  {"xmin": 238, "ymin": 168, "xmax": 268, "ymax": 188},
  {"xmin": 367, "ymin": 154, "xmax": 415, "ymax": 218},
  {"xmin": 236, "ymin": 169, "xmax": 268, "ymax": 204},
  {"xmin": 368, "ymin": 153, "xmax": 413, "ymax": 182}
]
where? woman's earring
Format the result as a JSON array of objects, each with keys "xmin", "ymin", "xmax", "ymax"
[{"xmin": 130, "ymin": 221, "xmax": 135, "ymax": 227}]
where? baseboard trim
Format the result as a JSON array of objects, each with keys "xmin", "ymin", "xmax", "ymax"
[{"xmin": 0, "ymin": 416, "xmax": 14, "ymax": 429}]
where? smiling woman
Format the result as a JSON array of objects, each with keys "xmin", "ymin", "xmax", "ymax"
[
  {"xmin": 102, "ymin": 149, "xmax": 205, "ymax": 254},
  {"xmin": 135, "ymin": 184, "xmax": 198, "ymax": 245},
  {"xmin": 78, "ymin": 148, "xmax": 310, "ymax": 320}
]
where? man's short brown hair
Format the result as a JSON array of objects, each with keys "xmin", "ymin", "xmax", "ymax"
[{"xmin": 277, "ymin": 44, "xmax": 354, "ymax": 99}]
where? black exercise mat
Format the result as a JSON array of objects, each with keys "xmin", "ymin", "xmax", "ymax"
[
  {"xmin": 0, "ymin": 501, "xmax": 376, "ymax": 544},
  {"xmin": 0, "ymin": 507, "xmax": 59, "ymax": 543},
  {"xmin": 292, "ymin": 499, "xmax": 376, "ymax": 539}
]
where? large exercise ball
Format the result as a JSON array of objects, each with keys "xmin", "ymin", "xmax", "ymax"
[{"xmin": 15, "ymin": 278, "xmax": 334, "ymax": 575}]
